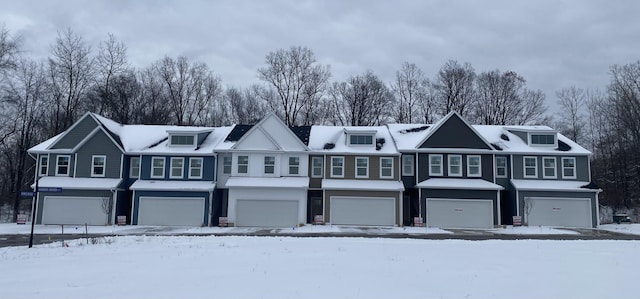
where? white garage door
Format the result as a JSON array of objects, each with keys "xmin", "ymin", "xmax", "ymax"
[
  {"xmin": 138, "ymin": 197, "xmax": 205, "ymax": 226},
  {"xmin": 427, "ymin": 198, "xmax": 494, "ymax": 229},
  {"xmin": 42, "ymin": 196, "xmax": 109, "ymax": 225},
  {"xmin": 236, "ymin": 200, "xmax": 299, "ymax": 227},
  {"xmin": 330, "ymin": 197, "xmax": 395, "ymax": 226},
  {"xmin": 526, "ymin": 197, "xmax": 592, "ymax": 228}
]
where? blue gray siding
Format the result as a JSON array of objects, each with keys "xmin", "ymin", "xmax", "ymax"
[
  {"xmin": 50, "ymin": 115, "xmax": 99, "ymax": 149},
  {"xmin": 139, "ymin": 155, "xmax": 216, "ymax": 181},
  {"xmin": 75, "ymin": 130, "xmax": 123, "ymax": 178}
]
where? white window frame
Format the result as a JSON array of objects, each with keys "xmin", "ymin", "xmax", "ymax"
[
  {"xmin": 523, "ymin": 156, "xmax": 538, "ymax": 178},
  {"xmin": 151, "ymin": 157, "xmax": 165, "ymax": 179},
  {"xmin": 311, "ymin": 156, "xmax": 323, "ymax": 178},
  {"xmin": 380, "ymin": 157, "xmax": 394, "ymax": 179},
  {"xmin": 528, "ymin": 133, "xmax": 557, "ymax": 147},
  {"xmin": 349, "ymin": 134, "xmax": 374, "ymax": 146},
  {"xmin": 331, "ymin": 156, "xmax": 344, "ymax": 178},
  {"xmin": 129, "ymin": 157, "xmax": 140, "ymax": 179},
  {"xmin": 55, "ymin": 155, "xmax": 71, "ymax": 176},
  {"xmin": 448, "ymin": 155, "xmax": 462, "ymax": 177},
  {"xmin": 222, "ymin": 156, "xmax": 232, "ymax": 174},
  {"xmin": 170, "ymin": 157, "xmax": 184, "ymax": 179},
  {"xmin": 495, "ymin": 156, "xmax": 507, "ymax": 178},
  {"xmin": 542, "ymin": 157, "xmax": 557, "ymax": 179},
  {"xmin": 429, "ymin": 154, "xmax": 443, "ymax": 176},
  {"xmin": 289, "ymin": 156, "xmax": 300, "ymax": 175},
  {"xmin": 562, "ymin": 157, "xmax": 577, "ymax": 179},
  {"xmin": 38, "ymin": 155, "xmax": 48, "ymax": 176},
  {"xmin": 237, "ymin": 155, "xmax": 249, "ymax": 174},
  {"xmin": 402, "ymin": 154, "xmax": 414, "ymax": 176},
  {"xmin": 264, "ymin": 156, "xmax": 276, "ymax": 174},
  {"xmin": 169, "ymin": 134, "xmax": 196, "ymax": 146},
  {"xmin": 467, "ymin": 155, "xmax": 481, "ymax": 177},
  {"xmin": 189, "ymin": 157, "xmax": 203, "ymax": 179},
  {"xmin": 355, "ymin": 157, "xmax": 369, "ymax": 178},
  {"xmin": 91, "ymin": 155, "xmax": 107, "ymax": 177}
]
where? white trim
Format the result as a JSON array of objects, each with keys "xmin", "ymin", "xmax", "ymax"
[
  {"xmin": 523, "ymin": 156, "xmax": 538, "ymax": 178},
  {"xmin": 222, "ymin": 155, "xmax": 232, "ymax": 175},
  {"xmin": 355, "ymin": 156, "xmax": 369, "ymax": 178},
  {"xmin": 542, "ymin": 156, "xmax": 557, "ymax": 179},
  {"xmin": 168, "ymin": 133, "xmax": 196, "ymax": 147},
  {"xmin": 150, "ymin": 157, "xmax": 165, "ymax": 179},
  {"xmin": 55, "ymin": 154, "xmax": 71, "ymax": 176},
  {"xmin": 169, "ymin": 157, "xmax": 184, "ymax": 179},
  {"xmin": 528, "ymin": 132, "xmax": 558, "ymax": 147},
  {"xmin": 380, "ymin": 157, "xmax": 394, "ymax": 179},
  {"xmin": 263, "ymin": 155, "xmax": 276, "ymax": 175},
  {"xmin": 311, "ymin": 156, "xmax": 323, "ymax": 178},
  {"xmin": 91, "ymin": 155, "xmax": 107, "ymax": 177},
  {"xmin": 561, "ymin": 157, "xmax": 577, "ymax": 179},
  {"xmin": 401, "ymin": 154, "xmax": 414, "ymax": 176},
  {"xmin": 448, "ymin": 154, "xmax": 462, "ymax": 177},
  {"xmin": 330, "ymin": 156, "xmax": 344, "ymax": 178},
  {"xmin": 429, "ymin": 154, "xmax": 443, "ymax": 176},
  {"xmin": 288, "ymin": 156, "xmax": 300, "ymax": 175},
  {"xmin": 129, "ymin": 156, "xmax": 141, "ymax": 179},
  {"xmin": 188, "ymin": 157, "xmax": 204, "ymax": 179},
  {"xmin": 496, "ymin": 190, "xmax": 501, "ymax": 226},
  {"xmin": 466, "ymin": 155, "xmax": 482, "ymax": 178},
  {"xmin": 236, "ymin": 155, "xmax": 249, "ymax": 174},
  {"xmin": 495, "ymin": 156, "xmax": 508, "ymax": 178},
  {"xmin": 38, "ymin": 155, "xmax": 49, "ymax": 176}
]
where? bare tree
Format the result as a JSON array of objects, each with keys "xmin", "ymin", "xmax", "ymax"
[
  {"xmin": 88, "ymin": 33, "xmax": 130, "ymax": 117},
  {"xmin": 392, "ymin": 62, "xmax": 428, "ymax": 123},
  {"xmin": 433, "ymin": 60, "xmax": 476, "ymax": 117},
  {"xmin": 329, "ymin": 70, "xmax": 393, "ymax": 126},
  {"xmin": 0, "ymin": 25, "xmax": 21, "ymax": 75},
  {"xmin": 257, "ymin": 46, "xmax": 330, "ymax": 126},
  {"xmin": 134, "ymin": 66, "xmax": 171, "ymax": 124},
  {"xmin": 225, "ymin": 86, "xmax": 267, "ymax": 125},
  {"xmin": 555, "ymin": 86, "xmax": 586, "ymax": 142}
]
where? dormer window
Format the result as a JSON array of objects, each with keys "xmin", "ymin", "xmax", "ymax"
[
  {"xmin": 170, "ymin": 134, "xmax": 195, "ymax": 146},
  {"xmin": 350, "ymin": 135, "xmax": 373, "ymax": 145},
  {"xmin": 529, "ymin": 133, "xmax": 556, "ymax": 146}
]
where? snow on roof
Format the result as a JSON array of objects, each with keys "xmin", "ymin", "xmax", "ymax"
[
  {"xmin": 225, "ymin": 177, "xmax": 310, "ymax": 188},
  {"xmin": 510, "ymin": 179, "xmax": 599, "ymax": 192},
  {"xmin": 322, "ymin": 179, "xmax": 404, "ymax": 191},
  {"xmin": 119, "ymin": 125, "xmax": 233, "ymax": 154},
  {"xmin": 34, "ymin": 177, "xmax": 122, "ymax": 190},
  {"xmin": 386, "ymin": 123, "xmax": 433, "ymax": 150},
  {"xmin": 308, "ymin": 126, "xmax": 398, "ymax": 154},
  {"xmin": 28, "ymin": 133, "xmax": 65, "ymax": 153},
  {"xmin": 473, "ymin": 125, "xmax": 590, "ymax": 155},
  {"xmin": 416, "ymin": 178, "xmax": 503, "ymax": 190},
  {"xmin": 130, "ymin": 180, "xmax": 215, "ymax": 191}
]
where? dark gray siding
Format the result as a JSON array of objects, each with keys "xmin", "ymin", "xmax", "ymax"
[
  {"xmin": 509, "ymin": 130, "xmax": 528, "ymax": 143},
  {"xmin": 512, "ymin": 155, "xmax": 590, "ymax": 181},
  {"xmin": 420, "ymin": 115, "xmax": 491, "ymax": 149},
  {"xmin": 324, "ymin": 190, "xmax": 401, "ymax": 226},
  {"xmin": 516, "ymin": 190, "xmax": 598, "ymax": 228},
  {"xmin": 36, "ymin": 189, "xmax": 113, "ymax": 224},
  {"xmin": 421, "ymin": 189, "xmax": 499, "ymax": 225},
  {"xmin": 132, "ymin": 190, "xmax": 211, "ymax": 225},
  {"xmin": 50, "ymin": 115, "xmax": 99, "ymax": 149},
  {"xmin": 196, "ymin": 131, "xmax": 210, "ymax": 145},
  {"xmin": 75, "ymin": 130, "xmax": 122, "ymax": 178},
  {"xmin": 417, "ymin": 153, "xmax": 493, "ymax": 182},
  {"xmin": 139, "ymin": 155, "xmax": 215, "ymax": 181}
]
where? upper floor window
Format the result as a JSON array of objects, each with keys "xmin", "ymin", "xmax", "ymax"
[
  {"xmin": 130, "ymin": 157, "xmax": 140, "ymax": 179},
  {"xmin": 331, "ymin": 156, "xmax": 344, "ymax": 178},
  {"xmin": 222, "ymin": 156, "xmax": 232, "ymax": 174},
  {"xmin": 543, "ymin": 157, "xmax": 557, "ymax": 178},
  {"xmin": 289, "ymin": 157, "xmax": 300, "ymax": 175},
  {"xmin": 38, "ymin": 156, "xmax": 48, "ymax": 176},
  {"xmin": 169, "ymin": 135, "xmax": 195, "ymax": 146},
  {"xmin": 402, "ymin": 155, "xmax": 414, "ymax": 176},
  {"xmin": 380, "ymin": 157, "xmax": 394, "ymax": 179},
  {"xmin": 189, "ymin": 157, "xmax": 203, "ymax": 179},
  {"xmin": 264, "ymin": 156, "xmax": 275, "ymax": 174},
  {"xmin": 562, "ymin": 157, "xmax": 577, "ymax": 179},
  {"xmin": 467, "ymin": 155, "xmax": 481, "ymax": 177},
  {"xmin": 311, "ymin": 156, "xmax": 323, "ymax": 178},
  {"xmin": 429, "ymin": 154, "xmax": 443, "ymax": 176},
  {"xmin": 523, "ymin": 156, "xmax": 537, "ymax": 178},
  {"xmin": 151, "ymin": 157, "xmax": 165, "ymax": 178},
  {"xmin": 530, "ymin": 134, "xmax": 556, "ymax": 146},
  {"xmin": 448, "ymin": 155, "xmax": 462, "ymax": 177},
  {"xmin": 349, "ymin": 134, "xmax": 373, "ymax": 145},
  {"xmin": 237, "ymin": 155, "xmax": 249, "ymax": 174},
  {"xmin": 170, "ymin": 157, "xmax": 184, "ymax": 179},
  {"xmin": 355, "ymin": 157, "xmax": 369, "ymax": 178},
  {"xmin": 56, "ymin": 155, "xmax": 70, "ymax": 176},
  {"xmin": 496, "ymin": 156, "xmax": 507, "ymax": 178},
  {"xmin": 91, "ymin": 155, "xmax": 106, "ymax": 177}
]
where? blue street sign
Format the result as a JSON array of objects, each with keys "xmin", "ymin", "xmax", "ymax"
[
  {"xmin": 20, "ymin": 191, "xmax": 36, "ymax": 197},
  {"xmin": 37, "ymin": 187, "xmax": 63, "ymax": 192}
]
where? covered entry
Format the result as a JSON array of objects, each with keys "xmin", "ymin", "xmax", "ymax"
[{"xmin": 426, "ymin": 198, "xmax": 494, "ymax": 229}]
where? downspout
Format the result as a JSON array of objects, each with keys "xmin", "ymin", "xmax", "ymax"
[{"xmin": 110, "ymin": 188, "xmax": 117, "ymax": 225}]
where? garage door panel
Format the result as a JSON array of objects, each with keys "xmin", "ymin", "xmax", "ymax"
[
  {"xmin": 331, "ymin": 197, "xmax": 395, "ymax": 226},
  {"xmin": 42, "ymin": 196, "xmax": 108, "ymax": 225},
  {"xmin": 138, "ymin": 197, "xmax": 205, "ymax": 226},
  {"xmin": 427, "ymin": 199, "xmax": 493, "ymax": 229},
  {"xmin": 526, "ymin": 197, "xmax": 591, "ymax": 228},
  {"xmin": 236, "ymin": 200, "xmax": 298, "ymax": 227}
]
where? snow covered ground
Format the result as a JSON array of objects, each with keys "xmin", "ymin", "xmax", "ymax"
[
  {"xmin": 0, "ymin": 236, "xmax": 638, "ymax": 299},
  {"xmin": 598, "ymin": 223, "xmax": 640, "ymax": 235}
]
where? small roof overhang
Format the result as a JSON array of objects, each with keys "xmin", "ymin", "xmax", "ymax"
[
  {"xmin": 510, "ymin": 179, "xmax": 601, "ymax": 192},
  {"xmin": 416, "ymin": 178, "xmax": 503, "ymax": 190},
  {"xmin": 225, "ymin": 177, "xmax": 309, "ymax": 188},
  {"xmin": 130, "ymin": 180, "xmax": 216, "ymax": 191},
  {"xmin": 322, "ymin": 179, "xmax": 405, "ymax": 191},
  {"xmin": 33, "ymin": 177, "xmax": 122, "ymax": 190}
]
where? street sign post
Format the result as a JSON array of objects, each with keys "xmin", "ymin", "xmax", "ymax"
[{"xmin": 20, "ymin": 191, "xmax": 36, "ymax": 197}]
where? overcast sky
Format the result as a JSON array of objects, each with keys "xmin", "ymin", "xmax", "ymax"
[{"xmin": 2, "ymin": 0, "xmax": 639, "ymax": 107}]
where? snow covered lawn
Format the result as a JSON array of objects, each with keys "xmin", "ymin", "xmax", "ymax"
[
  {"xmin": 1, "ymin": 236, "xmax": 638, "ymax": 299},
  {"xmin": 598, "ymin": 223, "xmax": 640, "ymax": 235}
]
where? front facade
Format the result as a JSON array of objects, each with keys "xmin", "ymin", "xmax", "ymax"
[{"xmin": 28, "ymin": 112, "xmax": 600, "ymax": 228}]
